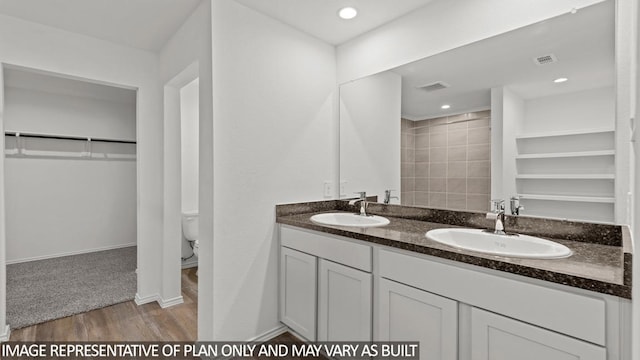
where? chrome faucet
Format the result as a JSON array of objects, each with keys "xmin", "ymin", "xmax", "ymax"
[
  {"xmin": 510, "ymin": 195, "xmax": 524, "ymax": 216},
  {"xmin": 348, "ymin": 191, "xmax": 369, "ymax": 216},
  {"xmin": 384, "ymin": 189, "xmax": 399, "ymax": 204},
  {"xmin": 486, "ymin": 199, "xmax": 506, "ymax": 235}
]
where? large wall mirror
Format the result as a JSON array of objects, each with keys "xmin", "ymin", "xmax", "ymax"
[{"xmin": 339, "ymin": 0, "xmax": 615, "ymax": 223}]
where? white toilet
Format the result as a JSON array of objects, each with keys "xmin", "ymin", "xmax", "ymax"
[{"xmin": 182, "ymin": 211, "xmax": 199, "ymax": 274}]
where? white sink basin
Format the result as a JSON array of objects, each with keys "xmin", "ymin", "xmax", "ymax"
[
  {"xmin": 310, "ymin": 213, "xmax": 390, "ymax": 228},
  {"xmin": 425, "ymin": 228, "xmax": 572, "ymax": 259}
]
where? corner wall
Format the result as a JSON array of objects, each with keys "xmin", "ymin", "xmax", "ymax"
[
  {"xmin": 158, "ymin": 0, "xmax": 213, "ymax": 339},
  {"xmin": 181, "ymin": 79, "xmax": 199, "ymax": 214},
  {"xmin": 631, "ymin": 0, "xmax": 639, "ymax": 357},
  {"xmin": 523, "ymin": 87, "xmax": 615, "ymax": 133},
  {"xmin": 210, "ymin": 0, "xmax": 336, "ymax": 340},
  {"xmin": 340, "ymin": 71, "xmax": 401, "ymax": 202},
  {"xmin": 0, "ymin": 65, "xmax": 8, "ymax": 341}
]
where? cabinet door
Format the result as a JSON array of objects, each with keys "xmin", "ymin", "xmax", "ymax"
[
  {"xmin": 318, "ymin": 259, "xmax": 372, "ymax": 341},
  {"xmin": 378, "ymin": 278, "xmax": 458, "ymax": 360},
  {"xmin": 280, "ymin": 246, "xmax": 317, "ymax": 341},
  {"xmin": 471, "ymin": 308, "xmax": 606, "ymax": 360}
]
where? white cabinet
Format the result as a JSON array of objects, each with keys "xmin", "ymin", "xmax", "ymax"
[
  {"xmin": 378, "ymin": 278, "xmax": 457, "ymax": 360},
  {"xmin": 379, "ymin": 249, "xmax": 606, "ymax": 346},
  {"xmin": 318, "ymin": 259, "xmax": 372, "ymax": 341},
  {"xmin": 279, "ymin": 226, "xmax": 626, "ymax": 358},
  {"xmin": 280, "ymin": 246, "xmax": 317, "ymax": 341},
  {"xmin": 471, "ymin": 308, "xmax": 606, "ymax": 360},
  {"xmin": 279, "ymin": 226, "xmax": 374, "ymax": 342}
]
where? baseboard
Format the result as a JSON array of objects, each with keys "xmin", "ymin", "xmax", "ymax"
[
  {"xmin": 134, "ymin": 293, "xmax": 160, "ymax": 306},
  {"xmin": 197, "ymin": 326, "xmax": 289, "ymax": 360},
  {"xmin": 7, "ymin": 243, "xmax": 137, "ymax": 265},
  {"xmin": 0, "ymin": 325, "xmax": 11, "ymax": 342},
  {"xmin": 135, "ymin": 293, "xmax": 184, "ymax": 309},
  {"xmin": 159, "ymin": 296, "xmax": 184, "ymax": 308},
  {"xmin": 247, "ymin": 324, "xmax": 289, "ymax": 342},
  {"xmin": 285, "ymin": 328, "xmax": 309, "ymax": 343}
]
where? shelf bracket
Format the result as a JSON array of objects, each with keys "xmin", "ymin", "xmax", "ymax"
[
  {"xmin": 16, "ymin": 132, "xmax": 23, "ymax": 157},
  {"xmin": 83, "ymin": 137, "xmax": 92, "ymax": 158}
]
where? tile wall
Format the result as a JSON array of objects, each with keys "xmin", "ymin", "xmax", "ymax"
[{"xmin": 401, "ymin": 111, "xmax": 491, "ymax": 211}]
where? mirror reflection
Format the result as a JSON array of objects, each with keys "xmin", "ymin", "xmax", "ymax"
[{"xmin": 339, "ymin": 0, "xmax": 615, "ymax": 223}]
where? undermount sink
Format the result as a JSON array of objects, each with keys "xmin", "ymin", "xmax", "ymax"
[
  {"xmin": 426, "ymin": 228, "xmax": 572, "ymax": 259},
  {"xmin": 310, "ymin": 212, "xmax": 390, "ymax": 228}
]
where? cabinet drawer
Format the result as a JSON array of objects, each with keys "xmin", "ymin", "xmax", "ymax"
[
  {"xmin": 281, "ymin": 225, "xmax": 372, "ymax": 272},
  {"xmin": 379, "ymin": 249, "xmax": 606, "ymax": 346}
]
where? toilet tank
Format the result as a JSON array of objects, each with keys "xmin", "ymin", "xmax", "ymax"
[{"xmin": 182, "ymin": 211, "xmax": 199, "ymax": 241}]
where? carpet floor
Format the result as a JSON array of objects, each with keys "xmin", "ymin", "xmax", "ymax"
[{"xmin": 6, "ymin": 246, "xmax": 137, "ymax": 329}]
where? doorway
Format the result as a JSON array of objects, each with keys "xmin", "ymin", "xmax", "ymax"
[
  {"xmin": 162, "ymin": 63, "xmax": 199, "ymax": 333},
  {"xmin": 2, "ymin": 64, "xmax": 138, "ymax": 329}
]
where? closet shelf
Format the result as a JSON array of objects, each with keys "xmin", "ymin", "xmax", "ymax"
[
  {"xmin": 515, "ymin": 150, "xmax": 615, "ymax": 159},
  {"xmin": 519, "ymin": 194, "xmax": 615, "ymax": 203},
  {"xmin": 516, "ymin": 174, "xmax": 615, "ymax": 180},
  {"xmin": 515, "ymin": 128, "xmax": 614, "ymax": 140},
  {"xmin": 4, "ymin": 131, "xmax": 136, "ymax": 144}
]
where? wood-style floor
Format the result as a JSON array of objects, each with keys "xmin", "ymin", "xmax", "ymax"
[
  {"xmin": 9, "ymin": 268, "xmax": 198, "ymax": 341},
  {"xmin": 8, "ymin": 268, "xmax": 321, "ymax": 359}
]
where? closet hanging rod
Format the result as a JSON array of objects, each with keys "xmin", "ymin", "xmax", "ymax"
[{"xmin": 4, "ymin": 131, "xmax": 136, "ymax": 144}]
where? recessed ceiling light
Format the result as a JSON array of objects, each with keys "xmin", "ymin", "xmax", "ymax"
[
  {"xmin": 338, "ymin": 7, "xmax": 358, "ymax": 20},
  {"xmin": 554, "ymin": 77, "xmax": 568, "ymax": 83},
  {"xmin": 441, "ymin": 105, "xmax": 451, "ymax": 110}
]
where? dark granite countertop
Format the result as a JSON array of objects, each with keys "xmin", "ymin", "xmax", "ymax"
[{"xmin": 276, "ymin": 200, "xmax": 632, "ymax": 299}]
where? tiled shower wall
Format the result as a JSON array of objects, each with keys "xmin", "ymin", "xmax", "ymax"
[{"xmin": 401, "ymin": 111, "xmax": 491, "ymax": 212}]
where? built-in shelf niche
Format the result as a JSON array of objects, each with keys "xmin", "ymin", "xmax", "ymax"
[{"xmin": 515, "ymin": 129, "xmax": 615, "ymax": 223}]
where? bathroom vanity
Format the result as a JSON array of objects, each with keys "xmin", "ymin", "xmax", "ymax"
[{"xmin": 276, "ymin": 200, "xmax": 632, "ymax": 360}]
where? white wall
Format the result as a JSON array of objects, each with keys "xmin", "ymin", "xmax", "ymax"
[
  {"xmin": 490, "ymin": 88, "xmax": 504, "ymax": 200},
  {"xmin": 0, "ymin": 13, "xmax": 163, "ymax": 334},
  {"xmin": 499, "ymin": 88, "xmax": 525, "ymax": 202},
  {"xmin": 632, "ymin": 0, "xmax": 640, "ymax": 358},
  {"xmin": 159, "ymin": 0, "xmax": 213, "ymax": 339},
  {"xmin": 336, "ymin": 0, "xmax": 604, "ymax": 84},
  {"xmin": 210, "ymin": 0, "xmax": 336, "ymax": 340},
  {"xmin": 523, "ymin": 87, "xmax": 615, "ymax": 133},
  {"xmin": 181, "ymin": 78, "xmax": 199, "ymax": 214},
  {"xmin": 5, "ymin": 155, "xmax": 136, "ymax": 262},
  {"xmin": 340, "ymin": 71, "xmax": 401, "ymax": 201},
  {"xmin": 4, "ymin": 88, "xmax": 136, "ymax": 140},
  {"xmin": 0, "ymin": 66, "xmax": 8, "ymax": 340},
  {"xmin": 5, "ymin": 152, "xmax": 136, "ymax": 263}
]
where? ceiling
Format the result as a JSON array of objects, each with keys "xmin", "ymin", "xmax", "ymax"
[
  {"xmin": 0, "ymin": 0, "xmax": 435, "ymax": 50},
  {"xmin": 0, "ymin": 0, "xmax": 203, "ymax": 51},
  {"xmin": 233, "ymin": 0, "xmax": 435, "ymax": 45},
  {"xmin": 393, "ymin": 0, "xmax": 614, "ymax": 120}
]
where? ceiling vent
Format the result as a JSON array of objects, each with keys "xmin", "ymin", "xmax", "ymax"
[
  {"xmin": 533, "ymin": 54, "xmax": 558, "ymax": 66},
  {"xmin": 417, "ymin": 81, "xmax": 450, "ymax": 92}
]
